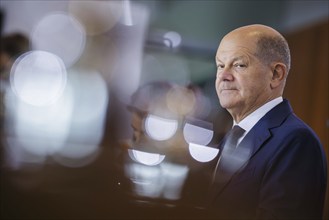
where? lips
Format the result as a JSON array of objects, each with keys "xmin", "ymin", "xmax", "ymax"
[
  {"xmin": 219, "ymin": 82, "xmax": 237, "ymax": 91},
  {"xmin": 221, "ymin": 88, "xmax": 236, "ymax": 90},
  {"xmin": 220, "ymin": 88, "xmax": 237, "ymax": 92}
]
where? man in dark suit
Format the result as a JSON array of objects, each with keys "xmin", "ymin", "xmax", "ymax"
[{"xmin": 207, "ymin": 24, "xmax": 327, "ymax": 219}]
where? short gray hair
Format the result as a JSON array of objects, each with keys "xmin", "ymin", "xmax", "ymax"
[{"xmin": 255, "ymin": 34, "xmax": 291, "ymax": 72}]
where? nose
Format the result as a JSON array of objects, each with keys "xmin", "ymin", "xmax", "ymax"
[{"xmin": 217, "ymin": 67, "xmax": 234, "ymax": 81}]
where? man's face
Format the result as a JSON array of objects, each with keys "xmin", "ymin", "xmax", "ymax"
[{"xmin": 215, "ymin": 34, "xmax": 273, "ymax": 119}]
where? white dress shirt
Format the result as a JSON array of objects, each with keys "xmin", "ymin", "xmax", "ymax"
[{"xmin": 233, "ymin": 97, "xmax": 283, "ymax": 145}]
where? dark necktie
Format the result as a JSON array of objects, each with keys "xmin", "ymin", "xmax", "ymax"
[
  {"xmin": 212, "ymin": 125, "xmax": 245, "ymax": 181},
  {"xmin": 224, "ymin": 125, "xmax": 245, "ymax": 151}
]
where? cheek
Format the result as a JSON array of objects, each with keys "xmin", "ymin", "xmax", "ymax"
[
  {"xmin": 215, "ymin": 77, "xmax": 219, "ymax": 85},
  {"xmin": 238, "ymin": 79, "xmax": 257, "ymax": 96},
  {"xmin": 240, "ymin": 79, "xmax": 268, "ymax": 98},
  {"xmin": 215, "ymin": 77, "xmax": 221, "ymax": 91}
]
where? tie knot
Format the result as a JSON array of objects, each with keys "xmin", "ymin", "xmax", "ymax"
[
  {"xmin": 225, "ymin": 125, "xmax": 245, "ymax": 148},
  {"xmin": 231, "ymin": 125, "xmax": 245, "ymax": 138}
]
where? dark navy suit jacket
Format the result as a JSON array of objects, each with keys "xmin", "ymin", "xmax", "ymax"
[{"xmin": 207, "ymin": 99, "xmax": 327, "ymax": 220}]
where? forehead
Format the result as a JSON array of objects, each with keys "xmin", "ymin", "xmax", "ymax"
[
  {"xmin": 216, "ymin": 36, "xmax": 258, "ymax": 62},
  {"xmin": 216, "ymin": 50, "xmax": 250, "ymax": 63},
  {"xmin": 215, "ymin": 47, "xmax": 256, "ymax": 64}
]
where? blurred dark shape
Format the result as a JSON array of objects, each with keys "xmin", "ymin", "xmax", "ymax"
[
  {"xmin": 126, "ymin": 81, "xmax": 185, "ymax": 157},
  {"xmin": 128, "ymin": 81, "xmax": 176, "ymax": 118},
  {"xmin": 0, "ymin": 32, "xmax": 30, "ymax": 141},
  {"xmin": 121, "ymin": 81, "xmax": 222, "ymax": 218},
  {"xmin": 0, "ymin": 32, "xmax": 30, "ymax": 77},
  {"xmin": 0, "ymin": 8, "xmax": 4, "ymax": 37}
]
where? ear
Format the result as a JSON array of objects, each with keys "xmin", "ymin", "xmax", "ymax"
[{"xmin": 270, "ymin": 63, "xmax": 287, "ymax": 89}]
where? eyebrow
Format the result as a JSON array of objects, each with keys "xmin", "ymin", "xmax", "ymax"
[{"xmin": 216, "ymin": 55, "xmax": 248, "ymax": 64}]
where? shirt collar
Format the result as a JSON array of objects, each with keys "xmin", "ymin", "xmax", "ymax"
[{"xmin": 233, "ymin": 97, "xmax": 283, "ymax": 134}]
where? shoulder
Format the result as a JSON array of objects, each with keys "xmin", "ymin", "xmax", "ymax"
[
  {"xmin": 280, "ymin": 113, "xmax": 321, "ymax": 144},
  {"xmin": 268, "ymin": 113, "xmax": 325, "ymax": 167},
  {"xmin": 259, "ymin": 111, "xmax": 323, "ymax": 161}
]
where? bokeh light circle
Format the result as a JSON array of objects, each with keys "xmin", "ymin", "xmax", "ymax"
[
  {"xmin": 31, "ymin": 12, "xmax": 86, "ymax": 67},
  {"xmin": 188, "ymin": 143, "xmax": 219, "ymax": 163},
  {"xmin": 144, "ymin": 114, "xmax": 178, "ymax": 141},
  {"xmin": 166, "ymin": 86, "xmax": 196, "ymax": 116},
  {"xmin": 128, "ymin": 149, "xmax": 165, "ymax": 166},
  {"xmin": 69, "ymin": 1, "xmax": 123, "ymax": 35},
  {"xmin": 183, "ymin": 123, "xmax": 214, "ymax": 145},
  {"xmin": 163, "ymin": 31, "xmax": 182, "ymax": 48},
  {"xmin": 10, "ymin": 50, "xmax": 67, "ymax": 106}
]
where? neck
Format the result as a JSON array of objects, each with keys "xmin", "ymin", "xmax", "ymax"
[{"xmin": 229, "ymin": 96, "xmax": 281, "ymax": 123}]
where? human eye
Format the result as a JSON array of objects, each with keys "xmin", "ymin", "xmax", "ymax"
[
  {"xmin": 217, "ymin": 63, "xmax": 225, "ymax": 70},
  {"xmin": 233, "ymin": 62, "xmax": 247, "ymax": 68}
]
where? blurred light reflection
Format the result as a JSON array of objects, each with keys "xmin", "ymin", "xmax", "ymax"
[
  {"xmin": 57, "ymin": 69, "xmax": 108, "ymax": 163},
  {"xmin": 183, "ymin": 122, "xmax": 214, "ymax": 145},
  {"xmin": 31, "ymin": 12, "xmax": 86, "ymax": 67},
  {"xmin": 189, "ymin": 143, "xmax": 219, "ymax": 163},
  {"xmin": 166, "ymin": 86, "xmax": 196, "ymax": 116},
  {"xmin": 53, "ymin": 143, "xmax": 100, "ymax": 168},
  {"xmin": 122, "ymin": 0, "xmax": 133, "ymax": 26},
  {"xmin": 163, "ymin": 31, "xmax": 182, "ymax": 48},
  {"xmin": 5, "ymin": 137, "xmax": 47, "ymax": 169},
  {"xmin": 161, "ymin": 163, "xmax": 189, "ymax": 200},
  {"xmin": 144, "ymin": 114, "xmax": 178, "ymax": 141},
  {"xmin": 220, "ymin": 143, "xmax": 251, "ymax": 173},
  {"xmin": 125, "ymin": 161, "xmax": 189, "ymax": 200},
  {"xmin": 68, "ymin": 0, "xmax": 123, "ymax": 35},
  {"xmin": 12, "ymin": 87, "xmax": 73, "ymax": 155},
  {"xmin": 109, "ymin": 4, "xmax": 149, "ymax": 104},
  {"xmin": 128, "ymin": 163, "xmax": 163, "ymax": 199},
  {"xmin": 67, "ymin": 69, "xmax": 108, "ymax": 127},
  {"xmin": 128, "ymin": 149, "xmax": 165, "ymax": 166},
  {"xmin": 3, "ymin": 68, "xmax": 108, "ymax": 168},
  {"xmin": 10, "ymin": 50, "xmax": 67, "ymax": 106}
]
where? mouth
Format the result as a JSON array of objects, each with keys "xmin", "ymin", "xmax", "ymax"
[{"xmin": 220, "ymin": 88, "xmax": 237, "ymax": 93}]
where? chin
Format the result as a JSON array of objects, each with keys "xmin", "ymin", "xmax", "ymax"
[
  {"xmin": 219, "ymin": 100, "xmax": 232, "ymax": 109},
  {"xmin": 219, "ymin": 97, "xmax": 240, "ymax": 109}
]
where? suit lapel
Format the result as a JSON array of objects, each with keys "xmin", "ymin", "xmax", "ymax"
[
  {"xmin": 210, "ymin": 129, "xmax": 271, "ymax": 199},
  {"xmin": 210, "ymin": 100, "xmax": 293, "ymax": 201}
]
